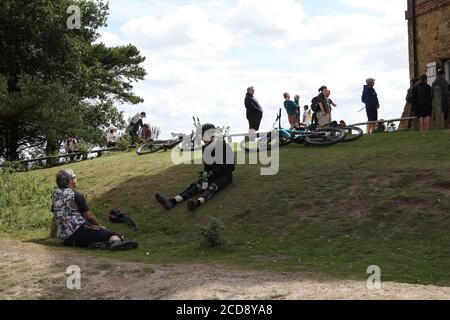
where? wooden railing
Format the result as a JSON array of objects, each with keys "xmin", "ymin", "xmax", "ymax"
[{"xmin": 0, "ymin": 147, "xmax": 121, "ymax": 171}]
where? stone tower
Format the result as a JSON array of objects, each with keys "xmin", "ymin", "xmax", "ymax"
[{"xmin": 399, "ymin": 0, "xmax": 450, "ymax": 130}]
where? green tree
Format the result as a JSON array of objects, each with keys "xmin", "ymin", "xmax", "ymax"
[{"xmin": 0, "ymin": 0, "xmax": 147, "ymax": 161}]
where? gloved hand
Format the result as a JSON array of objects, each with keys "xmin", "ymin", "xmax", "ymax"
[{"xmin": 199, "ymin": 171, "xmax": 211, "ymax": 180}]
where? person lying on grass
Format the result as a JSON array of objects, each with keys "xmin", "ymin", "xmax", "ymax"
[
  {"xmin": 155, "ymin": 123, "xmax": 235, "ymax": 212},
  {"xmin": 51, "ymin": 169, "xmax": 138, "ymax": 251}
]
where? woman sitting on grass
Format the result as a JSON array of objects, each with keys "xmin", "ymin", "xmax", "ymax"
[{"xmin": 51, "ymin": 169, "xmax": 138, "ymax": 251}]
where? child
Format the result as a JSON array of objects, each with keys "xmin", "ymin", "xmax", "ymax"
[{"xmin": 302, "ymin": 105, "xmax": 311, "ymax": 126}]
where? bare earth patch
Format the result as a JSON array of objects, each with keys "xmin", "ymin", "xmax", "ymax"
[{"xmin": 0, "ymin": 240, "xmax": 449, "ymax": 300}]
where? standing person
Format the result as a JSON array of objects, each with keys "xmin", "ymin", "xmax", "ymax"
[
  {"xmin": 245, "ymin": 87, "xmax": 263, "ymax": 141},
  {"xmin": 317, "ymin": 88, "xmax": 332, "ymax": 127},
  {"xmin": 294, "ymin": 95, "xmax": 301, "ymax": 126},
  {"xmin": 106, "ymin": 127, "xmax": 118, "ymax": 148},
  {"xmin": 302, "ymin": 105, "xmax": 310, "ymax": 126},
  {"xmin": 327, "ymin": 90, "xmax": 337, "ymax": 120},
  {"xmin": 432, "ymin": 69, "xmax": 449, "ymax": 129},
  {"xmin": 128, "ymin": 112, "xmax": 146, "ymax": 143},
  {"xmin": 412, "ymin": 74, "xmax": 433, "ymax": 133},
  {"xmin": 283, "ymin": 93, "xmax": 299, "ymax": 129},
  {"xmin": 361, "ymin": 78, "xmax": 380, "ymax": 134},
  {"xmin": 311, "ymin": 86, "xmax": 327, "ymax": 126},
  {"xmin": 404, "ymin": 78, "xmax": 419, "ymax": 130}
]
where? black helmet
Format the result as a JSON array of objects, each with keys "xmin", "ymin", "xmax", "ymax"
[
  {"xmin": 201, "ymin": 123, "xmax": 216, "ymax": 137},
  {"xmin": 109, "ymin": 208, "xmax": 138, "ymax": 231},
  {"xmin": 141, "ymin": 112, "xmax": 147, "ymax": 118}
]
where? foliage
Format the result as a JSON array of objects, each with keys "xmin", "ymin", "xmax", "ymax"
[
  {"xmin": 200, "ymin": 217, "xmax": 229, "ymax": 248},
  {"xmin": 0, "ymin": 0, "xmax": 147, "ymax": 161},
  {"xmin": 3, "ymin": 131, "xmax": 450, "ymax": 285},
  {"xmin": 0, "ymin": 171, "xmax": 54, "ymax": 233}
]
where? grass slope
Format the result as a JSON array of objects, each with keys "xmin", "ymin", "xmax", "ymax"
[{"xmin": 1, "ymin": 131, "xmax": 450, "ymax": 285}]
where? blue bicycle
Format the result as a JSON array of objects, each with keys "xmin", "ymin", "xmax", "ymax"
[{"xmin": 241, "ymin": 109, "xmax": 347, "ymax": 152}]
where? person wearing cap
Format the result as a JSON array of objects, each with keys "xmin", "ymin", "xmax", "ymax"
[
  {"xmin": 51, "ymin": 169, "xmax": 138, "ymax": 250},
  {"xmin": 361, "ymin": 78, "xmax": 380, "ymax": 134},
  {"xmin": 155, "ymin": 123, "xmax": 235, "ymax": 212},
  {"xmin": 245, "ymin": 87, "xmax": 264, "ymax": 141},
  {"xmin": 432, "ymin": 69, "xmax": 449, "ymax": 129},
  {"xmin": 412, "ymin": 74, "xmax": 433, "ymax": 133},
  {"xmin": 106, "ymin": 127, "xmax": 118, "ymax": 148},
  {"xmin": 128, "ymin": 112, "xmax": 147, "ymax": 142}
]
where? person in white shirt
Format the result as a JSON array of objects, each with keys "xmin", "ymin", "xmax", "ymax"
[
  {"xmin": 106, "ymin": 127, "xmax": 118, "ymax": 148},
  {"xmin": 302, "ymin": 105, "xmax": 310, "ymax": 126}
]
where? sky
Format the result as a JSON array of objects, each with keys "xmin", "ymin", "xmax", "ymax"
[{"xmin": 97, "ymin": 0, "xmax": 409, "ymax": 138}]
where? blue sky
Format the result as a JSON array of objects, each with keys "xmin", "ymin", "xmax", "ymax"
[{"xmin": 98, "ymin": 0, "xmax": 409, "ymax": 137}]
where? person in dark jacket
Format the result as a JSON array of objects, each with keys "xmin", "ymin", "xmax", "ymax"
[
  {"xmin": 412, "ymin": 74, "xmax": 433, "ymax": 133},
  {"xmin": 155, "ymin": 124, "xmax": 235, "ymax": 212},
  {"xmin": 245, "ymin": 87, "xmax": 263, "ymax": 140},
  {"xmin": 432, "ymin": 69, "xmax": 449, "ymax": 129},
  {"xmin": 361, "ymin": 78, "xmax": 380, "ymax": 134}
]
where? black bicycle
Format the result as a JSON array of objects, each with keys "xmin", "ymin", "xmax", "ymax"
[{"xmin": 136, "ymin": 117, "xmax": 203, "ymax": 155}]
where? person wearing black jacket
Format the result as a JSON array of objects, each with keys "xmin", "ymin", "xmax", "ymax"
[
  {"xmin": 412, "ymin": 74, "xmax": 433, "ymax": 133},
  {"xmin": 155, "ymin": 124, "xmax": 235, "ymax": 212},
  {"xmin": 245, "ymin": 87, "xmax": 263, "ymax": 139}
]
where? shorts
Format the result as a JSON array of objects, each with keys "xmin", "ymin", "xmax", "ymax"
[
  {"xmin": 317, "ymin": 111, "xmax": 331, "ymax": 127},
  {"xmin": 63, "ymin": 224, "xmax": 122, "ymax": 247},
  {"xmin": 366, "ymin": 106, "xmax": 378, "ymax": 122},
  {"xmin": 417, "ymin": 105, "xmax": 432, "ymax": 118}
]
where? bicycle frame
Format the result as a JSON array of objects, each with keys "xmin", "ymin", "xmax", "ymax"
[{"xmin": 273, "ymin": 109, "xmax": 321, "ymax": 143}]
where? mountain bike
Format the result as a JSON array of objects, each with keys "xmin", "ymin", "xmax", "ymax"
[
  {"xmin": 241, "ymin": 109, "xmax": 347, "ymax": 152},
  {"xmin": 327, "ymin": 122, "xmax": 364, "ymax": 142},
  {"xmin": 136, "ymin": 117, "xmax": 203, "ymax": 155}
]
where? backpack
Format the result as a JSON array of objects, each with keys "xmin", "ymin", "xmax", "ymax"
[{"xmin": 311, "ymin": 96, "xmax": 320, "ymax": 112}]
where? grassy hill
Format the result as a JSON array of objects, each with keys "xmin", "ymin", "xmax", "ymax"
[{"xmin": 1, "ymin": 130, "xmax": 450, "ymax": 286}]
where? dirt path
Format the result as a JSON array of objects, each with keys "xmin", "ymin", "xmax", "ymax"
[{"xmin": 0, "ymin": 240, "xmax": 449, "ymax": 300}]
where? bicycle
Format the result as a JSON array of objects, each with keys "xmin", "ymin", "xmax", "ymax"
[
  {"xmin": 327, "ymin": 122, "xmax": 364, "ymax": 143},
  {"xmin": 241, "ymin": 109, "xmax": 347, "ymax": 152},
  {"xmin": 136, "ymin": 117, "xmax": 203, "ymax": 155}
]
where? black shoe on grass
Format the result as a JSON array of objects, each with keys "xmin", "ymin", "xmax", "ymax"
[
  {"xmin": 89, "ymin": 241, "xmax": 113, "ymax": 250},
  {"xmin": 187, "ymin": 200, "xmax": 200, "ymax": 212},
  {"xmin": 110, "ymin": 241, "xmax": 139, "ymax": 251},
  {"xmin": 155, "ymin": 193, "xmax": 175, "ymax": 210}
]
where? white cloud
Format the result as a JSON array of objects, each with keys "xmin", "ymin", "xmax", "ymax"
[
  {"xmin": 96, "ymin": 31, "xmax": 127, "ymax": 47},
  {"xmin": 104, "ymin": 0, "xmax": 410, "ymax": 137},
  {"xmin": 228, "ymin": 0, "xmax": 305, "ymax": 39},
  {"xmin": 120, "ymin": 5, "xmax": 234, "ymax": 54}
]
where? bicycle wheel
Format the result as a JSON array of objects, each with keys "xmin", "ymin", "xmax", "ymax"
[
  {"xmin": 304, "ymin": 127, "xmax": 347, "ymax": 146},
  {"xmin": 136, "ymin": 142, "xmax": 166, "ymax": 155},
  {"xmin": 342, "ymin": 126, "xmax": 363, "ymax": 142}
]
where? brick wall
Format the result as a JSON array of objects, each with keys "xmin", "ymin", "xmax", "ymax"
[
  {"xmin": 415, "ymin": 0, "xmax": 450, "ymax": 17},
  {"xmin": 406, "ymin": 0, "xmax": 450, "ymax": 77},
  {"xmin": 407, "ymin": 0, "xmax": 450, "ymax": 18},
  {"xmin": 400, "ymin": 0, "xmax": 450, "ymax": 129}
]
